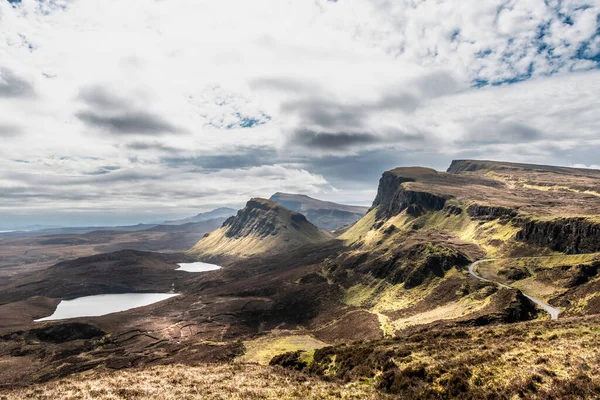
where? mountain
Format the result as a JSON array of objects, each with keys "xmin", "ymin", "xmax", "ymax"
[
  {"xmin": 3, "ymin": 160, "xmax": 600, "ymax": 398},
  {"xmin": 159, "ymin": 207, "xmax": 237, "ymax": 225},
  {"xmin": 269, "ymin": 193, "xmax": 369, "ymax": 231},
  {"xmin": 0, "ymin": 224, "xmax": 159, "ymax": 240},
  {"xmin": 188, "ymin": 198, "xmax": 332, "ymax": 258}
]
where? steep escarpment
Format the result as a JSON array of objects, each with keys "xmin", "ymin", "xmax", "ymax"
[
  {"xmin": 467, "ymin": 204, "xmax": 518, "ymax": 220},
  {"xmin": 516, "ymin": 217, "xmax": 600, "ymax": 254},
  {"xmin": 447, "ymin": 159, "xmax": 600, "ymax": 177},
  {"xmin": 188, "ymin": 198, "xmax": 332, "ymax": 258},
  {"xmin": 371, "ymin": 168, "xmax": 449, "ymax": 220}
]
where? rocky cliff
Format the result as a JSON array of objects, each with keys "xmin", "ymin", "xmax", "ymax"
[
  {"xmin": 372, "ymin": 168, "xmax": 449, "ymax": 220},
  {"xmin": 188, "ymin": 198, "xmax": 332, "ymax": 258},
  {"xmin": 516, "ymin": 217, "xmax": 600, "ymax": 254}
]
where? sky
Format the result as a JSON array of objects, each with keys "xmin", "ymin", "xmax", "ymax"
[{"xmin": 1, "ymin": 0, "xmax": 600, "ymax": 228}]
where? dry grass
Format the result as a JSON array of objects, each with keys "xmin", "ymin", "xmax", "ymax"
[
  {"xmin": 0, "ymin": 363, "xmax": 388, "ymax": 400},
  {"xmin": 298, "ymin": 317, "xmax": 600, "ymax": 399},
  {"xmin": 236, "ymin": 331, "xmax": 329, "ymax": 365},
  {"xmin": 390, "ymin": 294, "xmax": 491, "ymax": 331},
  {"xmin": 477, "ymin": 254, "xmax": 600, "ymax": 303}
]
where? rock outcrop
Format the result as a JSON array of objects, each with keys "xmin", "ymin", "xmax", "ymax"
[
  {"xmin": 516, "ymin": 217, "xmax": 600, "ymax": 254},
  {"xmin": 372, "ymin": 169, "xmax": 448, "ymax": 219},
  {"xmin": 467, "ymin": 204, "xmax": 518, "ymax": 220},
  {"xmin": 189, "ymin": 198, "xmax": 332, "ymax": 258}
]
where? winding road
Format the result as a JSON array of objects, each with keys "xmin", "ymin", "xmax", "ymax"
[{"xmin": 468, "ymin": 259, "xmax": 560, "ymax": 320}]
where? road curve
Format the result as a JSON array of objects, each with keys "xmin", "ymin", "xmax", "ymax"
[{"xmin": 468, "ymin": 259, "xmax": 560, "ymax": 320}]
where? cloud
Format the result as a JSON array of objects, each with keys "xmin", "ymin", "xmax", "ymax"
[
  {"xmin": 0, "ymin": 124, "xmax": 23, "ymax": 137},
  {"xmin": 0, "ymin": 0, "xmax": 600, "ymax": 227},
  {"xmin": 463, "ymin": 120, "xmax": 543, "ymax": 145},
  {"xmin": 162, "ymin": 145, "xmax": 277, "ymax": 170},
  {"xmin": 83, "ymin": 165, "xmax": 121, "ymax": 175},
  {"xmin": 0, "ymin": 68, "xmax": 34, "ymax": 98},
  {"xmin": 75, "ymin": 86, "xmax": 183, "ymax": 135},
  {"xmin": 123, "ymin": 141, "xmax": 180, "ymax": 153},
  {"xmin": 250, "ymin": 77, "xmax": 322, "ymax": 94},
  {"xmin": 291, "ymin": 130, "xmax": 382, "ymax": 150},
  {"xmin": 76, "ymin": 111, "xmax": 182, "ymax": 135},
  {"xmin": 78, "ymin": 86, "xmax": 126, "ymax": 110}
]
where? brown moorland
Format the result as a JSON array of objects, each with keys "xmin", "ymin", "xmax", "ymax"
[{"xmin": 2, "ymin": 160, "xmax": 600, "ymax": 398}]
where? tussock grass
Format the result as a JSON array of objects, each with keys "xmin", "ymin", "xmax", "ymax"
[
  {"xmin": 299, "ymin": 317, "xmax": 600, "ymax": 399},
  {"xmin": 0, "ymin": 364, "xmax": 388, "ymax": 399}
]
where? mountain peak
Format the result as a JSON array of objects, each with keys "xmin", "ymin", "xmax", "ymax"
[{"xmin": 188, "ymin": 198, "xmax": 331, "ymax": 258}]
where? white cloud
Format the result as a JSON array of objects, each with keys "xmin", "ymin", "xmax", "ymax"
[{"xmin": 0, "ymin": 0, "xmax": 599, "ymax": 226}]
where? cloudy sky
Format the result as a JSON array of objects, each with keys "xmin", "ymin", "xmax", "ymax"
[{"xmin": 1, "ymin": 0, "xmax": 599, "ymax": 228}]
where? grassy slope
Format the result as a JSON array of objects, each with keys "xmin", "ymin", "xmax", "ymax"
[
  {"xmin": 276, "ymin": 316, "xmax": 600, "ymax": 399},
  {"xmin": 0, "ymin": 364, "xmax": 388, "ymax": 400},
  {"xmin": 236, "ymin": 331, "xmax": 329, "ymax": 365},
  {"xmin": 477, "ymin": 254, "xmax": 600, "ymax": 315},
  {"xmin": 334, "ymin": 202, "xmax": 534, "ymax": 335}
]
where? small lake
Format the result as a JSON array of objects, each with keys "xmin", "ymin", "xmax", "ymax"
[
  {"xmin": 176, "ymin": 262, "xmax": 221, "ymax": 272},
  {"xmin": 35, "ymin": 293, "xmax": 179, "ymax": 322}
]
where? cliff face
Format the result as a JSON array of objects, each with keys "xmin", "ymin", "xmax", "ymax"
[
  {"xmin": 223, "ymin": 199, "xmax": 282, "ymax": 239},
  {"xmin": 467, "ymin": 205, "xmax": 518, "ymax": 220},
  {"xmin": 516, "ymin": 218, "xmax": 600, "ymax": 254},
  {"xmin": 372, "ymin": 170, "xmax": 448, "ymax": 220}
]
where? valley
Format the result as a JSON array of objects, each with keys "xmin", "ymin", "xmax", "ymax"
[{"xmin": 1, "ymin": 160, "xmax": 600, "ymax": 398}]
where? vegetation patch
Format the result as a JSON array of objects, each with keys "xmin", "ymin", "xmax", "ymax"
[
  {"xmin": 0, "ymin": 364, "xmax": 388, "ymax": 400},
  {"xmin": 236, "ymin": 332, "xmax": 328, "ymax": 365},
  {"xmin": 274, "ymin": 317, "xmax": 600, "ymax": 399}
]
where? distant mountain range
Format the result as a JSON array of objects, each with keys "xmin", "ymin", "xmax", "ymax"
[
  {"xmin": 0, "ymin": 208, "xmax": 238, "ymax": 241},
  {"xmin": 0, "ymin": 195, "xmax": 364, "ymax": 241},
  {"xmin": 269, "ymin": 193, "xmax": 369, "ymax": 231},
  {"xmin": 158, "ymin": 207, "xmax": 237, "ymax": 225}
]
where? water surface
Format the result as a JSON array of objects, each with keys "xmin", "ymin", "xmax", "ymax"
[
  {"xmin": 177, "ymin": 262, "xmax": 221, "ymax": 272},
  {"xmin": 35, "ymin": 293, "xmax": 178, "ymax": 322}
]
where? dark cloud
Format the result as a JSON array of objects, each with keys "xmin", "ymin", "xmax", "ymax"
[
  {"xmin": 0, "ymin": 68, "xmax": 34, "ymax": 98},
  {"xmin": 83, "ymin": 166, "xmax": 121, "ymax": 175},
  {"xmin": 465, "ymin": 120, "xmax": 543, "ymax": 145},
  {"xmin": 289, "ymin": 128, "xmax": 426, "ymax": 151},
  {"xmin": 0, "ymin": 124, "xmax": 23, "ymax": 137},
  {"xmin": 250, "ymin": 77, "xmax": 322, "ymax": 94},
  {"xmin": 291, "ymin": 129, "xmax": 382, "ymax": 149},
  {"xmin": 376, "ymin": 92, "xmax": 421, "ymax": 113},
  {"xmin": 412, "ymin": 70, "xmax": 462, "ymax": 98},
  {"xmin": 297, "ymin": 148, "xmax": 452, "ymax": 186},
  {"xmin": 78, "ymin": 86, "xmax": 126, "ymax": 110},
  {"xmin": 124, "ymin": 140, "xmax": 180, "ymax": 153},
  {"xmin": 281, "ymin": 94, "xmax": 421, "ymax": 132},
  {"xmin": 282, "ymin": 100, "xmax": 367, "ymax": 129},
  {"xmin": 77, "ymin": 111, "xmax": 182, "ymax": 135},
  {"xmin": 273, "ymin": 70, "xmax": 459, "ymax": 134},
  {"xmin": 76, "ymin": 85, "xmax": 183, "ymax": 135},
  {"xmin": 162, "ymin": 145, "xmax": 277, "ymax": 170}
]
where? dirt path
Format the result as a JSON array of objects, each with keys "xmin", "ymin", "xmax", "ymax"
[{"xmin": 468, "ymin": 259, "xmax": 560, "ymax": 320}]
